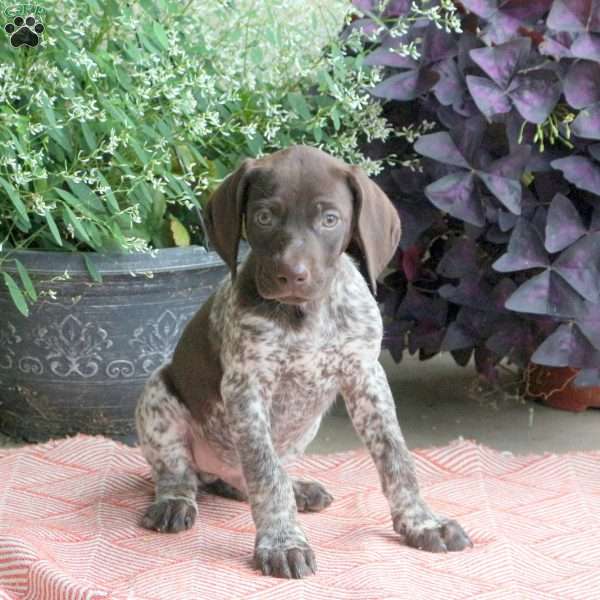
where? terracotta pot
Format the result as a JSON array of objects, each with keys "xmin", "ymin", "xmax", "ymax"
[{"xmin": 525, "ymin": 364, "xmax": 600, "ymax": 412}]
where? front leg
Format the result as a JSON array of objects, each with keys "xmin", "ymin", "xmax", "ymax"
[
  {"xmin": 222, "ymin": 370, "xmax": 317, "ymax": 578},
  {"xmin": 341, "ymin": 360, "xmax": 472, "ymax": 552}
]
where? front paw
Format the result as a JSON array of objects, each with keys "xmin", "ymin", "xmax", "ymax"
[
  {"xmin": 255, "ymin": 529, "xmax": 317, "ymax": 579},
  {"xmin": 141, "ymin": 496, "xmax": 197, "ymax": 533},
  {"xmin": 394, "ymin": 514, "xmax": 472, "ymax": 553},
  {"xmin": 293, "ymin": 479, "xmax": 333, "ymax": 512}
]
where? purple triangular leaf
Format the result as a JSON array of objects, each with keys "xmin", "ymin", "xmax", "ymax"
[
  {"xmin": 570, "ymin": 32, "xmax": 600, "ymax": 61},
  {"xmin": 545, "ymin": 193, "xmax": 586, "ymax": 253},
  {"xmin": 490, "ymin": 278, "xmax": 518, "ymax": 311},
  {"xmin": 439, "ymin": 275, "xmax": 492, "ymax": 308},
  {"xmin": 371, "ymin": 69, "xmax": 440, "ymax": 101},
  {"xmin": 424, "ymin": 171, "xmax": 485, "ymax": 226},
  {"xmin": 476, "ymin": 1, "xmax": 552, "ymax": 44},
  {"xmin": 486, "ymin": 318, "xmax": 536, "ymax": 366},
  {"xmin": 577, "ymin": 300, "xmax": 600, "ymax": 349},
  {"xmin": 441, "ymin": 322, "xmax": 477, "ymax": 351},
  {"xmin": 432, "ymin": 58, "xmax": 465, "ymax": 106},
  {"xmin": 364, "ymin": 35, "xmax": 419, "ymax": 68},
  {"xmin": 553, "ymin": 233, "xmax": 600, "ymax": 302},
  {"xmin": 436, "ymin": 238, "xmax": 479, "ymax": 278},
  {"xmin": 493, "ymin": 219, "xmax": 549, "ymax": 272},
  {"xmin": 572, "ymin": 103, "xmax": 600, "ymax": 140},
  {"xmin": 458, "ymin": 31, "xmax": 483, "ymax": 72},
  {"xmin": 551, "ymin": 156, "xmax": 600, "ymax": 193},
  {"xmin": 486, "ymin": 225, "xmax": 511, "ymax": 244},
  {"xmin": 396, "ymin": 285, "xmax": 448, "ymax": 325},
  {"xmin": 364, "ymin": 47, "xmax": 418, "ymax": 68},
  {"xmin": 382, "ymin": 0, "xmax": 412, "ymax": 17},
  {"xmin": 477, "ymin": 171, "xmax": 522, "ymax": 214},
  {"xmin": 456, "ymin": 305, "xmax": 497, "ymax": 335},
  {"xmin": 469, "ymin": 38, "xmax": 531, "ymax": 88},
  {"xmin": 534, "ymin": 170, "xmax": 572, "ymax": 203},
  {"xmin": 395, "ymin": 203, "xmax": 439, "ymax": 249},
  {"xmin": 383, "ymin": 318, "xmax": 411, "ymax": 361},
  {"xmin": 451, "ymin": 348, "xmax": 473, "ymax": 366},
  {"xmin": 421, "ymin": 23, "xmax": 458, "ymax": 64},
  {"xmin": 459, "ymin": 0, "xmax": 496, "ymax": 18},
  {"xmin": 489, "ymin": 145, "xmax": 532, "ymax": 180},
  {"xmin": 505, "ymin": 269, "xmax": 586, "ymax": 318},
  {"xmin": 485, "ymin": 13, "xmax": 526, "ymax": 44},
  {"xmin": 501, "ymin": 0, "xmax": 554, "ymax": 21},
  {"xmin": 539, "ymin": 31, "xmax": 575, "ymax": 59},
  {"xmin": 438, "ymin": 105, "xmax": 467, "ymax": 130},
  {"xmin": 508, "ymin": 74, "xmax": 561, "ymax": 124},
  {"xmin": 531, "ymin": 322, "xmax": 600, "ymax": 367},
  {"xmin": 391, "ymin": 165, "xmax": 430, "ymax": 194},
  {"xmin": 498, "ymin": 210, "xmax": 518, "ymax": 231},
  {"xmin": 451, "ymin": 115, "xmax": 487, "ymax": 165},
  {"xmin": 532, "ymin": 206, "xmax": 549, "ymax": 241},
  {"xmin": 409, "ymin": 322, "xmax": 445, "ymax": 355},
  {"xmin": 466, "ymin": 76, "xmax": 512, "ymax": 120},
  {"xmin": 413, "ymin": 132, "xmax": 470, "ymax": 168},
  {"xmin": 547, "ymin": 0, "xmax": 600, "ymax": 32},
  {"xmin": 574, "ymin": 368, "xmax": 600, "ymax": 387},
  {"xmin": 352, "ymin": 0, "xmax": 377, "ymax": 11},
  {"xmin": 589, "ymin": 143, "xmax": 600, "ymax": 161},
  {"xmin": 564, "ymin": 61, "xmax": 600, "ymax": 109},
  {"xmin": 591, "ymin": 209, "xmax": 600, "ymax": 234}
]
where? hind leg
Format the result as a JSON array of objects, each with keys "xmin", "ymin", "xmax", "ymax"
[
  {"xmin": 205, "ymin": 477, "xmax": 332, "ymax": 512},
  {"xmin": 293, "ymin": 480, "xmax": 333, "ymax": 512},
  {"xmin": 135, "ymin": 367, "xmax": 198, "ymax": 533}
]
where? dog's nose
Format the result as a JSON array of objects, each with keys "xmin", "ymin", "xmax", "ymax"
[{"xmin": 276, "ymin": 261, "xmax": 310, "ymax": 289}]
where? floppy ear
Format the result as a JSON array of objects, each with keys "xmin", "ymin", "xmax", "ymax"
[
  {"xmin": 204, "ymin": 158, "xmax": 256, "ymax": 278},
  {"xmin": 347, "ymin": 165, "xmax": 401, "ymax": 294}
]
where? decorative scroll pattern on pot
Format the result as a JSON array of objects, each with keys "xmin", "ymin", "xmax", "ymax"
[{"xmin": 0, "ymin": 309, "xmax": 193, "ymax": 379}]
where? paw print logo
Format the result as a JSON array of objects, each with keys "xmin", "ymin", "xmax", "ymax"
[{"xmin": 4, "ymin": 15, "xmax": 44, "ymax": 48}]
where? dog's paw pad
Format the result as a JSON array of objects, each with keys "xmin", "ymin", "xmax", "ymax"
[
  {"xmin": 293, "ymin": 480, "xmax": 333, "ymax": 512},
  {"xmin": 141, "ymin": 497, "xmax": 197, "ymax": 533},
  {"xmin": 399, "ymin": 517, "xmax": 473, "ymax": 553},
  {"xmin": 255, "ymin": 543, "xmax": 317, "ymax": 579},
  {"xmin": 4, "ymin": 15, "xmax": 44, "ymax": 47}
]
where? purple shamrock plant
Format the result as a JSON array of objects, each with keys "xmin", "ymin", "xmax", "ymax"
[{"xmin": 350, "ymin": 0, "xmax": 600, "ymax": 386}]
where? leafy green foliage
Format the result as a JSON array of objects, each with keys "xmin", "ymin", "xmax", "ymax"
[{"xmin": 0, "ymin": 0, "xmax": 392, "ymax": 313}]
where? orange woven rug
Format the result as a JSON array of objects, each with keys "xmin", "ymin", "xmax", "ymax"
[{"xmin": 1, "ymin": 435, "xmax": 599, "ymax": 600}]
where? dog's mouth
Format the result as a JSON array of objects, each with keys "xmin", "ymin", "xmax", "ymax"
[{"xmin": 276, "ymin": 295, "xmax": 309, "ymax": 305}]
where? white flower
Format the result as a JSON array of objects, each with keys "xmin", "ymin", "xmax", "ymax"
[
  {"xmin": 124, "ymin": 237, "xmax": 150, "ymax": 252},
  {"xmin": 28, "ymin": 122, "xmax": 46, "ymax": 136}
]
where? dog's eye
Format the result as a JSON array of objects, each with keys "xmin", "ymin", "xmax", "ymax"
[
  {"xmin": 254, "ymin": 208, "xmax": 273, "ymax": 227},
  {"xmin": 322, "ymin": 213, "xmax": 339, "ymax": 228}
]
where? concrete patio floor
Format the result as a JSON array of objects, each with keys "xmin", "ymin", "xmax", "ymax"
[
  {"xmin": 1, "ymin": 352, "xmax": 598, "ymax": 455},
  {"xmin": 309, "ymin": 352, "xmax": 600, "ymax": 455}
]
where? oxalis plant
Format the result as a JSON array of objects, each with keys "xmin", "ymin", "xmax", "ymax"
[
  {"xmin": 0, "ymin": 0, "xmax": 398, "ymax": 316},
  {"xmin": 351, "ymin": 0, "xmax": 600, "ymax": 387}
]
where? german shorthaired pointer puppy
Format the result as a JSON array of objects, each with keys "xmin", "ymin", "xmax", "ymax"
[{"xmin": 135, "ymin": 145, "xmax": 472, "ymax": 579}]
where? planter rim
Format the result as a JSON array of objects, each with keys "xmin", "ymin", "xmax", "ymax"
[{"xmin": 0, "ymin": 245, "xmax": 240, "ymax": 276}]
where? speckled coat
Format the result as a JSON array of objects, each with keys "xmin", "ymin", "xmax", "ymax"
[{"xmin": 135, "ymin": 145, "xmax": 471, "ymax": 580}]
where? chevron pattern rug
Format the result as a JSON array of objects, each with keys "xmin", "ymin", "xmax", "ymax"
[{"xmin": 0, "ymin": 435, "xmax": 599, "ymax": 600}]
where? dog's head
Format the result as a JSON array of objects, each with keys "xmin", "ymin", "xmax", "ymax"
[{"xmin": 204, "ymin": 145, "xmax": 400, "ymax": 304}]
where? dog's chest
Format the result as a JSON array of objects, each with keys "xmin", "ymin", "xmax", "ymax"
[{"xmin": 266, "ymin": 330, "xmax": 341, "ymax": 448}]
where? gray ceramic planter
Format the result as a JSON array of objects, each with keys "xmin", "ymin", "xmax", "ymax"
[{"xmin": 0, "ymin": 247, "xmax": 228, "ymax": 444}]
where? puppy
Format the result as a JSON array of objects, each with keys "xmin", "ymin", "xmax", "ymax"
[{"xmin": 135, "ymin": 145, "xmax": 471, "ymax": 579}]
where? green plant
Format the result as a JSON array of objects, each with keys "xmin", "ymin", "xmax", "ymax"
[{"xmin": 1, "ymin": 0, "xmax": 393, "ymax": 315}]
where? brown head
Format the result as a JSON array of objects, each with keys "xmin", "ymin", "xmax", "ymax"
[{"xmin": 204, "ymin": 145, "xmax": 400, "ymax": 305}]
